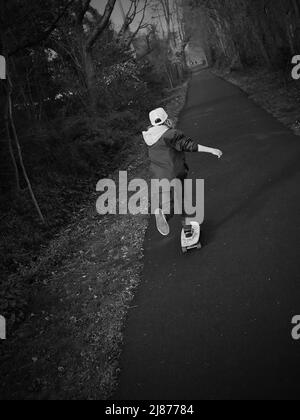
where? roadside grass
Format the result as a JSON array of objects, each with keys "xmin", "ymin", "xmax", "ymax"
[
  {"xmin": 0, "ymin": 82, "xmax": 189, "ymax": 400},
  {"xmin": 213, "ymin": 67, "xmax": 300, "ymax": 135}
]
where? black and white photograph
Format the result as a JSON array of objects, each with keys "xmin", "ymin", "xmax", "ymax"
[{"xmin": 0, "ymin": 0, "xmax": 300, "ymax": 404}]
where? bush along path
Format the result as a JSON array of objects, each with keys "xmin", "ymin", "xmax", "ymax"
[{"xmin": 0, "ymin": 82, "xmax": 189, "ymax": 400}]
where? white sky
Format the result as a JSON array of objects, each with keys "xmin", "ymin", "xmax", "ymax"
[
  {"xmin": 91, "ymin": 0, "xmax": 155, "ymax": 31},
  {"xmin": 91, "ymin": 0, "xmax": 137, "ymax": 30}
]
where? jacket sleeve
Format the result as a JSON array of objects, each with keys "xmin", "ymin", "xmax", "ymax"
[{"xmin": 166, "ymin": 130, "xmax": 199, "ymax": 152}]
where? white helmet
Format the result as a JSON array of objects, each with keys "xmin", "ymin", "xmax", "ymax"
[{"xmin": 149, "ymin": 108, "xmax": 168, "ymax": 126}]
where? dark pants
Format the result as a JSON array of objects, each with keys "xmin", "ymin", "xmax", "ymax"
[{"xmin": 158, "ymin": 173, "xmax": 188, "ymax": 226}]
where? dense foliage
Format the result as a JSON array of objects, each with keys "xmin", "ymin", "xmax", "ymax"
[
  {"xmin": 186, "ymin": 0, "xmax": 300, "ymax": 69},
  {"xmin": 0, "ymin": 0, "xmax": 189, "ymax": 323}
]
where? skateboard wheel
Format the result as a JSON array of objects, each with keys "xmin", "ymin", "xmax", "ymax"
[
  {"xmin": 197, "ymin": 243, "xmax": 202, "ymax": 249},
  {"xmin": 182, "ymin": 247, "xmax": 188, "ymax": 254}
]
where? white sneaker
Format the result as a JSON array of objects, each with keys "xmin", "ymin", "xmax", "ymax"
[{"xmin": 155, "ymin": 209, "xmax": 170, "ymax": 236}]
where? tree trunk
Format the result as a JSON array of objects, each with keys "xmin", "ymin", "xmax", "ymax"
[
  {"xmin": 83, "ymin": 47, "xmax": 97, "ymax": 113},
  {"xmin": 5, "ymin": 116, "xmax": 21, "ymax": 193},
  {"xmin": 165, "ymin": 63, "xmax": 174, "ymax": 88},
  {"xmin": 7, "ymin": 72, "xmax": 46, "ymax": 224}
]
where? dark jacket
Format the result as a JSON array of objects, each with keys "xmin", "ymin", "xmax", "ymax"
[{"xmin": 143, "ymin": 127, "xmax": 199, "ymax": 180}]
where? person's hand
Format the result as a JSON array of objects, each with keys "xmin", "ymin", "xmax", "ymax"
[{"xmin": 212, "ymin": 149, "xmax": 223, "ymax": 159}]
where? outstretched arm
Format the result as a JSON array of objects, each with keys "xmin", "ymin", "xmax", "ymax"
[
  {"xmin": 166, "ymin": 130, "xmax": 199, "ymax": 152},
  {"xmin": 198, "ymin": 144, "xmax": 223, "ymax": 158},
  {"xmin": 167, "ymin": 130, "xmax": 223, "ymax": 158}
]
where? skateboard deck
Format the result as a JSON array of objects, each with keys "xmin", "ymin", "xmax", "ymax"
[{"xmin": 181, "ymin": 221, "xmax": 201, "ymax": 253}]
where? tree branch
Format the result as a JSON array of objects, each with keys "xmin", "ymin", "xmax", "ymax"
[
  {"xmin": 118, "ymin": 0, "xmax": 140, "ymax": 42},
  {"xmin": 77, "ymin": 0, "xmax": 92, "ymax": 24},
  {"xmin": 125, "ymin": 0, "xmax": 149, "ymax": 47},
  {"xmin": 86, "ymin": 0, "xmax": 117, "ymax": 51}
]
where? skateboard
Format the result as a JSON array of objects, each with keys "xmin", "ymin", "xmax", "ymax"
[{"xmin": 181, "ymin": 221, "xmax": 201, "ymax": 254}]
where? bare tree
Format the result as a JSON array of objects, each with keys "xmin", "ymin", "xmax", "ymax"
[
  {"xmin": 116, "ymin": 0, "xmax": 151, "ymax": 52},
  {"xmin": 118, "ymin": 0, "xmax": 140, "ymax": 42},
  {"xmin": 5, "ymin": 66, "xmax": 46, "ymax": 223},
  {"xmin": 50, "ymin": 0, "xmax": 117, "ymax": 112},
  {"xmin": 86, "ymin": 0, "xmax": 117, "ymax": 51},
  {"xmin": 125, "ymin": 0, "xmax": 150, "ymax": 48},
  {"xmin": 150, "ymin": 0, "xmax": 188, "ymax": 86}
]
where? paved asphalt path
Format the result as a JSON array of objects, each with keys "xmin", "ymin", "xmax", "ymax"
[{"xmin": 115, "ymin": 69, "xmax": 300, "ymax": 400}]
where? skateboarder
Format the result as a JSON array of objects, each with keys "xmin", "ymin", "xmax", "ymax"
[{"xmin": 142, "ymin": 107, "xmax": 223, "ymax": 236}]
